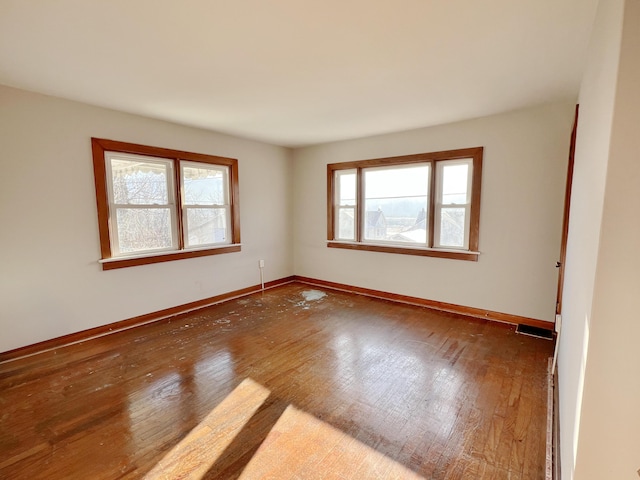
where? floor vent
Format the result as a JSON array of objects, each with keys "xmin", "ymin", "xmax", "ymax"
[{"xmin": 516, "ymin": 324, "xmax": 554, "ymax": 340}]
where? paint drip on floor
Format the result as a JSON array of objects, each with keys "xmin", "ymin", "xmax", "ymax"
[
  {"xmin": 301, "ymin": 290, "xmax": 326, "ymax": 302},
  {"xmin": 289, "ymin": 290, "xmax": 328, "ymax": 310}
]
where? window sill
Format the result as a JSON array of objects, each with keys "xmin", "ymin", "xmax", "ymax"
[
  {"xmin": 99, "ymin": 244, "xmax": 242, "ymax": 270},
  {"xmin": 327, "ymin": 241, "xmax": 479, "ymax": 261}
]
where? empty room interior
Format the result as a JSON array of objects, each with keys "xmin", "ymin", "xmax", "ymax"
[{"xmin": 1, "ymin": 1, "xmax": 639, "ymax": 479}]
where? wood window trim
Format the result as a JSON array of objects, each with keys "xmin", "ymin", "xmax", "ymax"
[
  {"xmin": 92, "ymin": 138, "xmax": 241, "ymax": 270},
  {"xmin": 327, "ymin": 147, "xmax": 483, "ymax": 261}
]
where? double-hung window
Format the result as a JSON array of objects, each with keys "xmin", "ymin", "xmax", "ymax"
[
  {"xmin": 92, "ymin": 138, "xmax": 240, "ymax": 270},
  {"xmin": 327, "ymin": 147, "xmax": 482, "ymax": 261}
]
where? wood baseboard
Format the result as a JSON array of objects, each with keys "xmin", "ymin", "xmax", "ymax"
[
  {"xmin": 1, "ymin": 274, "xmax": 553, "ymax": 363},
  {"xmin": 293, "ymin": 275, "xmax": 554, "ymax": 330},
  {"xmin": 0, "ymin": 276, "xmax": 296, "ymax": 363}
]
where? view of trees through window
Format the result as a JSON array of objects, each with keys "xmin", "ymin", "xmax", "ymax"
[
  {"xmin": 110, "ymin": 158, "xmax": 174, "ymax": 254},
  {"xmin": 93, "ymin": 138, "xmax": 241, "ymax": 268},
  {"xmin": 107, "ymin": 156, "xmax": 229, "ymax": 255},
  {"xmin": 182, "ymin": 164, "xmax": 228, "ymax": 247}
]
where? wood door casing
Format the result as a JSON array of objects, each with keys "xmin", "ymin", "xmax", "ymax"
[{"xmin": 556, "ymin": 105, "xmax": 579, "ymax": 316}]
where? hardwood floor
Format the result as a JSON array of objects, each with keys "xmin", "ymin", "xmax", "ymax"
[{"xmin": 0, "ymin": 282, "xmax": 553, "ymax": 479}]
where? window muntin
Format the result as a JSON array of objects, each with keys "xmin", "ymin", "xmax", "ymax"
[
  {"xmin": 327, "ymin": 147, "xmax": 482, "ymax": 261},
  {"xmin": 92, "ymin": 138, "xmax": 240, "ymax": 270}
]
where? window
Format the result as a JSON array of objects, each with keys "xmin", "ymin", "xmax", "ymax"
[
  {"xmin": 92, "ymin": 138, "xmax": 240, "ymax": 270},
  {"xmin": 327, "ymin": 147, "xmax": 483, "ymax": 261}
]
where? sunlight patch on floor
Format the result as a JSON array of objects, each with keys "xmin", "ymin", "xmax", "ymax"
[
  {"xmin": 239, "ymin": 404, "xmax": 424, "ymax": 479},
  {"xmin": 144, "ymin": 377, "xmax": 424, "ymax": 479},
  {"xmin": 143, "ymin": 378, "xmax": 270, "ymax": 479}
]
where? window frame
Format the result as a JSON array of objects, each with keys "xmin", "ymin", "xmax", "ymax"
[
  {"xmin": 327, "ymin": 147, "xmax": 483, "ymax": 261},
  {"xmin": 433, "ymin": 158, "xmax": 474, "ymax": 250},
  {"xmin": 334, "ymin": 169, "xmax": 358, "ymax": 241},
  {"xmin": 180, "ymin": 160, "xmax": 232, "ymax": 249},
  {"xmin": 104, "ymin": 152, "xmax": 179, "ymax": 257},
  {"xmin": 92, "ymin": 138, "xmax": 241, "ymax": 270}
]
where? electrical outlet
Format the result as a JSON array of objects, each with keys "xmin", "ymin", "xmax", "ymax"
[
  {"xmin": 259, "ymin": 259, "xmax": 265, "ymax": 268},
  {"xmin": 555, "ymin": 314, "xmax": 562, "ymax": 333}
]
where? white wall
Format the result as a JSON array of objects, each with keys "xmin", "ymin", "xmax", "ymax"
[
  {"xmin": 0, "ymin": 85, "xmax": 293, "ymax": 353},
  {"xmin": 556, "ymin": 0, "xmax": 624, "ymax": 476},
  {"xmin": 293, "ymin": 103, "xmax": 574, "ymax": 322},
  {"xmin": 572, "ymin": 0, "xmax": 640, "ymax": 477}
]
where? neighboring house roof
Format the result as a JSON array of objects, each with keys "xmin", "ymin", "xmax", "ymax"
[
  {"xmin": 400, "ymin": 208, "xmax": 427, "ymax": 232},
  {"xmin": 366, "ymin": 209, "xmax": 386, "ymax": 227}
]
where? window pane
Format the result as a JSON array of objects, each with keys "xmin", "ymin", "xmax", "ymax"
[
  {"xmin": 186, "ymin": 208, "xmax": 228, "ymax": 246},
  {"xmin": 183, "ymin": 165, "xmax": 227, "ymax": 205},
  {"xmin": 336, "ymin": 171, "xmax": 356, "ymax": 205},
  {"xmin": 110, "ymin": 159, "xmax": 169, "ymax": 205},
  {"xmin": 439, "ymin": 207, "xmax": 465, "ymax": 247},
  {"xmin": 365, "ymin": 165, "xmax": 429, "ymax": 198},
  {"xmin": 337, "ymin": 207, "xmax": 355, "ymax": 240},
  {"xmin": 364, "ymin": 200, "xmax": 428, "ymax": 242},
  {"xmin": 364, "ymin": 165, "xmax": 429, "ymax": 243},
  {"xmin": 116, "ymin": 208, "xmax": 173, "ymax": 253},
  {"xmin": 441, "ymin": 163, "xmax": 469, "ymax": 204}
]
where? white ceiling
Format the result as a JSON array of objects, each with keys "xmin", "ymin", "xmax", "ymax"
[{"xmin": 0, "ymin": 0, "xmax": 598, "ymax": 147}]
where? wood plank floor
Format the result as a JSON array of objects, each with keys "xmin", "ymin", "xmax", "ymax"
[{"xmin": 0, "ymin": 282, "xmax": 553, "ymax": 479}]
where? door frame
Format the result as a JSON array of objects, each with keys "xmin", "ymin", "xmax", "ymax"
[{"xmin": 556, "ymin": 104, "xmax": 579, "ymax": 316}]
